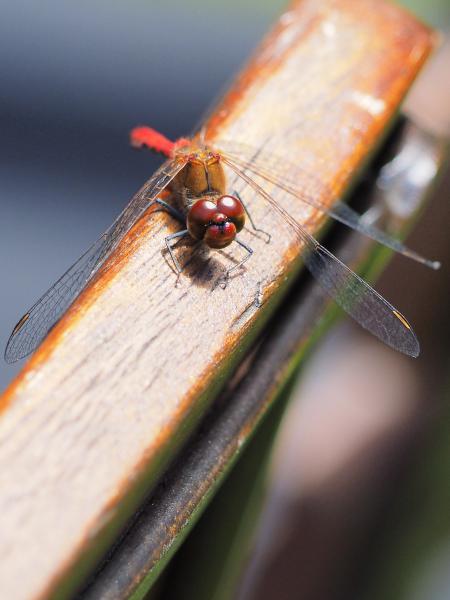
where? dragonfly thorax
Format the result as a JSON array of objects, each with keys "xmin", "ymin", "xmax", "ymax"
[{"xmin": 172, "ymin": 146, "xmax": 227, "ymax": 202}]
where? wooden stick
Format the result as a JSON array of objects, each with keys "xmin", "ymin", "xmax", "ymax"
[
  {"xmin": 0, "ymin": 1, "xmax": 435, "ymax": 599},
  {"xmin": 79, "ymin": 116, "xmax": 449, "ymax": 600}
]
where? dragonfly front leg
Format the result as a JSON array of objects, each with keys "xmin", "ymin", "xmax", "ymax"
[
  {"xmin": 151, "ymin": 199, "xmax": 190, "ymax": 282},
  {"xmin": 218, "ymin": 237, "xmax": 254, "ymax": 290},
  {"xmin": 233, "ymin": 190, "xmax": 271, "ymax": 243},
  {"xmin": 165, "ymin": 229, "xmax": 189, "ymax": 280},
  {"xmin": 149, "ymin": 198, "xmax": 185, "ymax": 223}
]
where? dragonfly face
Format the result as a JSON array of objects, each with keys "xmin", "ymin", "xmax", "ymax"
[{"xmin": 186, "ymin": 195, "xmax": 246, "ymax": 249}]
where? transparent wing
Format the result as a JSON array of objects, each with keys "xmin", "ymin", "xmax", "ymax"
[
  {"xmin": 217, "ymin": 140, "xmax": 439, "ymax": 270},
  {"xmin": 302, "ymin": 243, "xmax": 419, "ymax": 356},
  {"xmin": 5, "ymin": 158, "xmax": 187, "ymax": 363},
  {"xmin": 223, "ymin": 156, "xmax": 420, "ymax": 357}
]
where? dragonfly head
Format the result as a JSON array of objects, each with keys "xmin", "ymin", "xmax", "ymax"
[{"xmin": 187, "ymin": 195, "xmax": 245, "ymax": 249}]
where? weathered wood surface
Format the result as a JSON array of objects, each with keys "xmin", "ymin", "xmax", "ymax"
[
  {"xmin": 0, "ymin": 1, "xmax": 434, "ymax": 599},
  {"xmin": 78, "ymin": 116, "xmax": 449, "ymax": 600}
]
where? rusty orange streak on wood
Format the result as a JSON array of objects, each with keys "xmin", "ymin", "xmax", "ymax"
[
  {"xmin": 0, "ymin": 208, "xmax": 166, "ymax": 412},
  {"xmin": 0, "ymin": 1, "xmax": 435, "ymax": 600}
]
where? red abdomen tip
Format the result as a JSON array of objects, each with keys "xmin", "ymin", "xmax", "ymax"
[{"xmin": 130, "ymin": 126, "xmax": 176, "ymax": 157}]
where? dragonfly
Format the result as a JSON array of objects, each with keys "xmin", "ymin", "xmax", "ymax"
[{"xmin": 4, "ymin": 126, "xmax": 440, "ymax": 363}]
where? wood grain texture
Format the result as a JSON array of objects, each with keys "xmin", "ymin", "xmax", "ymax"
[{"xmin": 0, "ymin": 1, "xmax": 435, "ymax": 599}]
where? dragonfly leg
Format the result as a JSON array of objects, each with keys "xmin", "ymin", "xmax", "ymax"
[
  {"xmin": 165, "ymin": 229, "xmax": 189, "ymax": 279},
  {"xmin": 233, "ymin": 190, "xmax": 271, "ymax": 243},
  {"xmin": 149, "ymin": 198, "xmax": 185, "ymax": 223},
  {"xmin": 218, "ymin": 237, "xmax": 254, "ymax": 289}
]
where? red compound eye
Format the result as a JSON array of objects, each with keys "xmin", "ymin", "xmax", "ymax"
[
  {"xmin": 186, "ymin": 198, "xmax": 239, "ymax": 249},
  {"xmin": 187, "ymin": 200, "xmax": 218, "ymax": 241},
  {"xmin": 204, "ymin": 215, "xmax": 237, "ymax": 249},
  {"xmin": 216, "ymin": 195, "xmax": 245, "ymax": 233}
]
